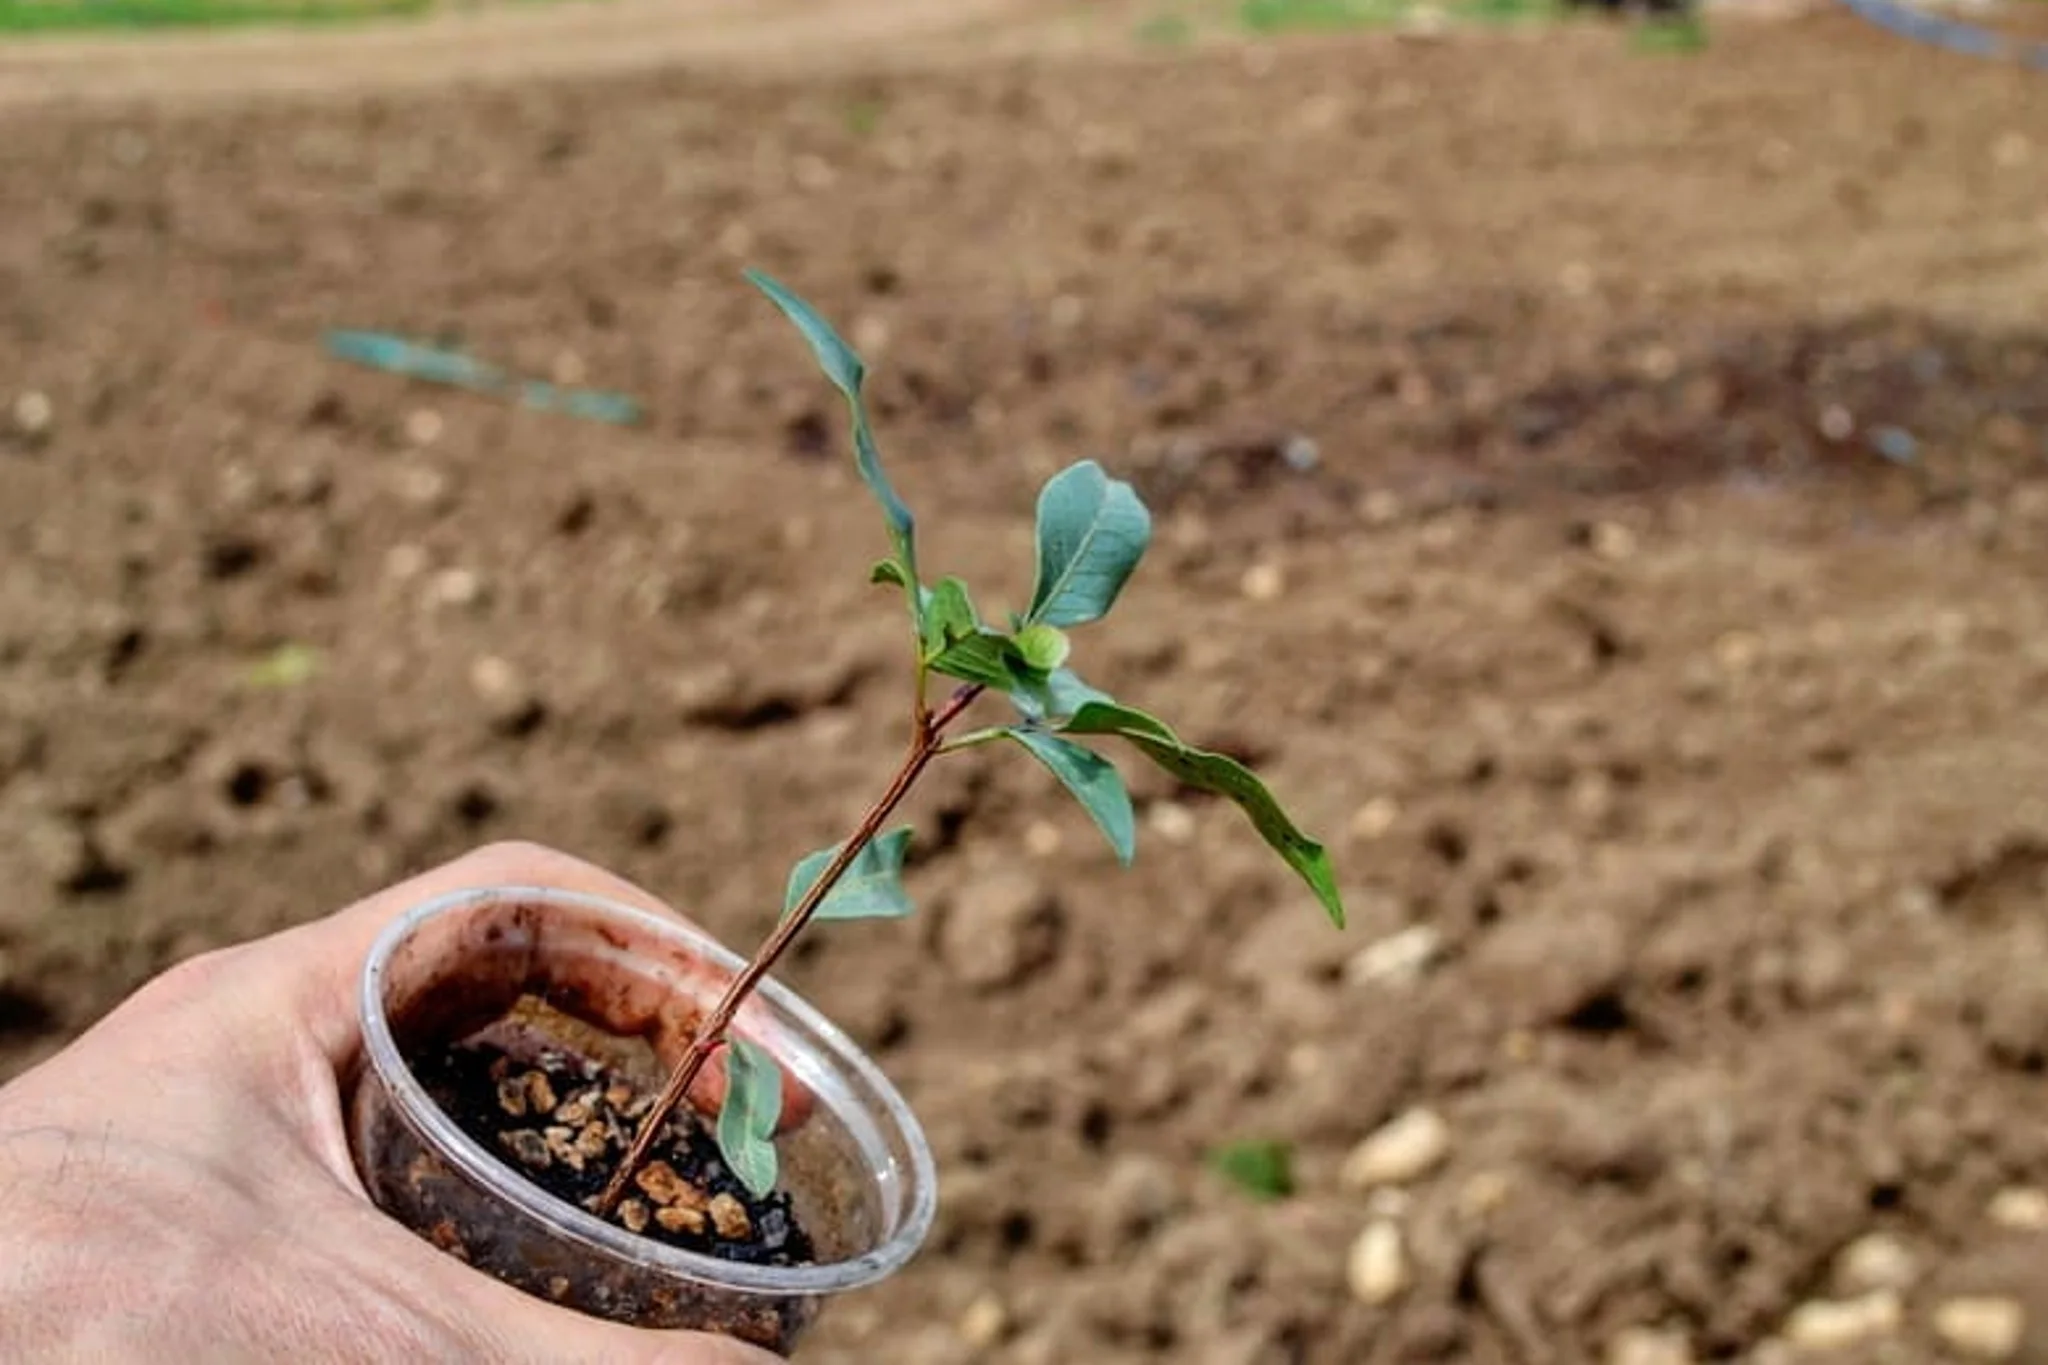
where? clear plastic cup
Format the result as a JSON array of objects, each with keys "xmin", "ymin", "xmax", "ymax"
[{"xmin": 345, "ymin": 884, "xmax": 937, "ymax": 1353}]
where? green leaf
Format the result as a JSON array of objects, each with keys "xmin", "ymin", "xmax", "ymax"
[
  {"xmin": 1003, "ymin": 728, "xmax": 1136, "ymax": 865},
  {"xmin": 1206, "ymin": 1139, "xmax": 1294, "ymax": 1201},
  {"xmin": 1062, "ymin": 702, "xmax": 1345, "ymax": 927},
  {"xmin": 930, "ymin": 629, "xmax": 1026, "ymax": 691},
  {"xmin": 716, "ymin": 1037, "xmax": 784, "ymax": 1199},
  {"xmin": 1013, "ymin": 624, "xmax": 1071, "ymax": 672},
  {"xmin": 922, "ymin": 576, "xmax": 981, "ymax": 656},
  {"xmin": 746, "ymin": 269, "xmax": 919, "ymax": 598},
  {"xmin": 786, "ymin": 827, "xmax": 916, "ymax": 921},
  {"xmin": 1026, "ymin": 460, "xmax": 1152, "ymax": 629},
  {"xmin": 870, "ymin": 559, "xmax": 911, "ymax": 589}
]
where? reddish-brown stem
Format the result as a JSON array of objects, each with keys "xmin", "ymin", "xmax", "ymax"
[{"xmin": 597, "ymin": 682, "xmax": 985, "ymax": 1214}]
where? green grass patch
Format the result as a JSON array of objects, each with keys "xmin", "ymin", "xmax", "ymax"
[
  {"xmin": 1631, "ymin": 13, "xmax": 1708, "ymax": 50},
  {"xmin": 0, "ymin": 0, "xmax": 431, "ymax": 33},
  {"xmin": 1236, "ymin": 0, "xmax": 1561, "ymax": 34}
]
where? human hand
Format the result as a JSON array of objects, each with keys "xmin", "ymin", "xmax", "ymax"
[{"xmin": 0, "ymin": 842, "xmax": 783, "ymax": 1365}]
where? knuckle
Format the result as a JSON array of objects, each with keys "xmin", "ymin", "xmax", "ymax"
[
  {"xmin": 138, "ymin": 942, "xmax": 248, "ymax": 1007},
  {"xmin": 465, "ymin": 839, "xmax": 593, "ymax": 885}
]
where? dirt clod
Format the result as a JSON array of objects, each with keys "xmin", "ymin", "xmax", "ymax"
[{"xmin": 936, "ymin": 869, "xmax": 1062, "ymax": 990}]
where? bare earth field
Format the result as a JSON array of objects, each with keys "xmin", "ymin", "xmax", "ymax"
[{"xmin": 4, "ymin": 4, "xmax": 2048, "ymax": 1361}]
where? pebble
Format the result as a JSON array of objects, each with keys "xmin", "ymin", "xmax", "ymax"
[
  {"xmin": 405, "ymin": 408, "xmax": 445, "ymax": 447},
  {"xmin": 499, "ymin": 1128, "xmax": 551, "ymax": 1169},
  {"xmin": 707, "ymin": 1192, "xmax": 751, "ymax": 1240},
  {"xmin": 1834, "ymin": 1232, "xmax": 1920, "ymax": 1294},
  {"xmin": 1589, "ymin": 521, "xmax": 1638, "ymax": 561},
  {"xmin": 958, "ymin": 1293, "xmax": 1011, "ymax": 1348},
  {"xmin": 1931, "ymin": 1297, "xmax": 2025, "ymax": 1361},
  {"xmin": 1606, "ymin": 1326, "xmax": 1694, "ymax": 1365},
  {"xmin": 429, "ymin": 567, "xmax": 487, "ymax": 610},
  {"xmin": 1023, "ymin": 820, "xmax": 1063, "ymax": 858},
  {"xmin": 633, "ymin": 1160, "xmax": 693, "ymax": 1207},
  {"xmin": 11, "ymin": 390, "xmax": 53, "ymax": 437},
  {"xmin": 1345, "ymin": 925, "xmax": 1441, "ymax": 987},
  {"xmin": 1781, "ymin": 1290, "xmax": 1901, "ymax": 1351},
  {"xmin": 1240, "ymin": 562, "xmax": 1286, "ymax": 602},
  {"xmin": 656, "ymin": 1204, "xmax": 706, "ymax": 1234},
  {"xmin": 1148, "ymin": 801, "xmax": 1197, "ymax": 845},
  {"xmin": 1346, "ymin": 1220, "xmax": 1409, "ymax": 1305},
  {"xmin": 384, "ymin": 543, "xmax": 429, "ymax": 582},
  {"xmin": 469, "ymin": 655, "xmax": 543, "ymax": 735},
  {"xmin": 1350, "ymin": 796, "xmax": 1401, "ymax": 841},
  {"xmin": 1987, "ymin": 1186, "xmax": 2048, "ymax": 1231},
  {"xmin": 1342, "ymin": 1108, "xmax": 1452, "ymax": 1190},
  {"xmin": 1714, "ymin": 630, "xmax": 1764, "ymax": 673},
  {"xmin": 1360, "ymin": 489, "xmax": 1403, "ymax": 525},
  {"xmin": 853, "ymin": 314, "xmax": 891, "ymax": 356},
  {"xmin": 396, "ymin": 463, "xmax": 454, "ymax": 511}
]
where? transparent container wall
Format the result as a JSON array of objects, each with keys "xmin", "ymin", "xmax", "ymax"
[{"xmin": 346, "ymin": 886, "xmax": 935, "ymax": 1354}]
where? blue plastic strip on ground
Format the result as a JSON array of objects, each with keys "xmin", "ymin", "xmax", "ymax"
[
  {"xmin": 324, "ymin": 330, "xmax": 644, "ymax": 427},
  {"xmin": 1833, "ymin": 0, "xmax": 2048, "ymax": 69}
]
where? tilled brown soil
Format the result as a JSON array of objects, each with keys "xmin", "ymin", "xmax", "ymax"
[{"xmin": 5, "ymin": 10, "xmax": 2048, "ymax": 1363}]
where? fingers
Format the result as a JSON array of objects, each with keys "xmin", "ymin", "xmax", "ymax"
[
  {"xmin": 519, "ymin": 1323, "xmax": 788, "ymax": 1365},
  {"xmin": 445, "ymin": 1257, "xmax": 788, "ymax": 1365}
]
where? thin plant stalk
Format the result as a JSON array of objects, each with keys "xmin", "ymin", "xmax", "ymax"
[{"xmin": 596, "ymin": 683, "xmax": 984, "ymax": 1213}]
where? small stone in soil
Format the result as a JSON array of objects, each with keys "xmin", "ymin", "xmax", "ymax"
[
  {"xmin": 414, "ymin": 1038, "xmax": 815, "ymax": 1268},
  {"xmin": 636, "ymin": 1159, "xmax": 700, "ymax": 1208},
  {"xmin": 500, "ymin": 1128, "xmax": 552, "ymax": 1169},
  {"xmin": 658, "ymin": 1204, "xmax": 708, "ymax": 1235},
  {"xmin": 709, "ymin": 1193, "xmax": 751, "ymax": 1240}
]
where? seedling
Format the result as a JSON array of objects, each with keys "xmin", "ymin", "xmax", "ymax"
[{"xmin": 595, "ymin": 271, "xmax": 1345, "ymax": 1213}]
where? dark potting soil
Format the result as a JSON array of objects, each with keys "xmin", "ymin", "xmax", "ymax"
[{"xmin": 411, "ymin": 1039, "xmax": 817, "ymax": 1268}]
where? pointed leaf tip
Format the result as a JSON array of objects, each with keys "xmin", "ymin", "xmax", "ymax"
[
  {"xmin": 746, "ymin": 269, "xmax": 918, "ymax": 591},
  {"xmin": 1061, "ymin": 701, "xmax": 1344, "ymax": 927},
  {"xmin": 744, "ymin": 268, "xmax": 865, "ymax": 396},
  {"xmin": 1003, "ymin": 727, "xmax": 1136, "ymax": 866}
]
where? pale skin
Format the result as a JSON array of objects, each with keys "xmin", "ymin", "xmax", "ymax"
[{"xmin": 0, "ymin": 842, "xmax": 782, "ymax": 1365}]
